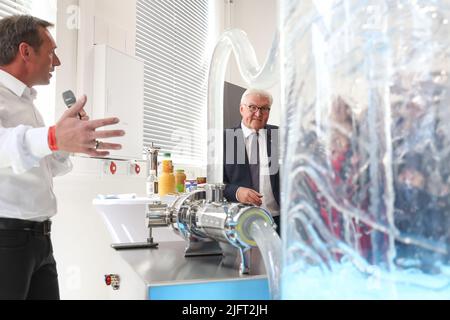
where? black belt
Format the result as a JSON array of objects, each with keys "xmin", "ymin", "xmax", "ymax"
[{"xmin": 0, "ymin": 218, "xmax": 52, "ymax": 235}]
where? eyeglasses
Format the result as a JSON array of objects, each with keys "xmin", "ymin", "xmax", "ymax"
[{"xmin": 245, "ymin": 104, "xmax": 271, "ymax": 114}]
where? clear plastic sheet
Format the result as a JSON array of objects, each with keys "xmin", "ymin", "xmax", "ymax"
[{"xmin": 281, "ymin": 0, "xmax": 450, "ymax": 299}]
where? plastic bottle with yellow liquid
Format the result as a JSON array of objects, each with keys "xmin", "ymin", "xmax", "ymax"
[
  {"xmin": 158, "ymin": 153, "xmax": 176, "ymax": 196},
  {"xmin": 175, "ymin": 169, "xmax": 187, "ymax": 193}
]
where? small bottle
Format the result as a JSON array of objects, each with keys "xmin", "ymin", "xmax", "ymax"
[
  {"xmin": 157, "ymin": 153, "xmax": 172, "ymax": 174},
  {"xmin": 146, "ymin": 170, "xmax": 157, "ymax": 197},
  {"xmin": 197, "ymin": 177, "xmax": 207, "ymax": 185},
  {"xmin": 175, "ymin": 169, "xmax": 187, "ymax": 193},
  {"xmin": 158, "ymin": 154, "xmax": 176, "ymax": 196}
]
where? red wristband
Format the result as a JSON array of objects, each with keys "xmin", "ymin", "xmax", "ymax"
[{"xmin": 48, "ymin": 126, "xmax": 59, "ymax": 151}]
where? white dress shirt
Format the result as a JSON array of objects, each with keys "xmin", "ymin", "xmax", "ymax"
[
  {"xmin": 0, "ymin": 69, "xmax": 72, "ymax": 222},
  {"xmin": 240, "ymin": 122, "xmax": 280, "ymax": 217}
]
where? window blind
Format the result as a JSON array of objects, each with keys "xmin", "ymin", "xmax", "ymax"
[
  {"xmin": 136, "ymin": 0, "xmax": 210, "ymax": 165},
  {"xmin": 0, "ymin": 0, "xmax": 32, "ymax": 18}
]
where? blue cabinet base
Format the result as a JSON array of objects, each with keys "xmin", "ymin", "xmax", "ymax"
[{"xmin": 149, "ymin": 278, "xmax": 270, "ymax": 300}]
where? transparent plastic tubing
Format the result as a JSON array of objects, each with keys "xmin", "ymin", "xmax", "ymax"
[
  {"xmin": 250, "ymin": 219, "xmax": 282, "ymax": 300},
  {"xmin": 207, "ymin": 29, "xmax": 279, "ymax": 183},
  {"xmin": 206, "ymin": 28, "xmax": 281, "ymax": 299},
  {"xmin": 280, "ymin": 0, "xmax": 450, "ymax": 299}
]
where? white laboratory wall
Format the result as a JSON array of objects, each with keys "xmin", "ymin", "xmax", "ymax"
[
  {"xmin": 50, "ymin": 0, "xmax": 276, "ymax": 299},
  {"xmin": 225, "ymin": 0, "xmax": 280, "ymax": 127},
  {"xmin": 52, "ymin": 0, "xmax": 143, "ymax": 299},
  {"xmin": 52, "ymin": 0, "xmax": 169, "ymax": 300},
  {"xmin": 76, "ymin": 0, "xmax": 137, "ymax": 119},
  {"xmin": 51, "ymin": 0, "xmax": 220, "ymax": 299},
  {"xmin": 54, "ymin": 0, "xmax": 78, "ymax": 123},
  {"xmin": 30, "ymin": 0, "xmax": 57, "ymax": 126}
]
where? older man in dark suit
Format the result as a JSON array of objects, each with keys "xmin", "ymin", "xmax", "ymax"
[{"xmin": 223, "ymin": 89, "xmax": 280, "ymax": 233}]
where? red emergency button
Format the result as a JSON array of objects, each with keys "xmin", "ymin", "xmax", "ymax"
[
  {"xmin": 104, "ymin": 275, "xmax": 112, "ymax": 286},
  {"xmin": 110, "ymin": 162, "xmax": 117, "ymax": 175},
  {"xmin": 104, "ymin": 274, "xmax": 120, "ymax": 290}
]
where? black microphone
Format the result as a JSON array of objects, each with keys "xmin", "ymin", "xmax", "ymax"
[{"xmin": 62, "ymin": 90, "xmax": 82, "ymax": 119}]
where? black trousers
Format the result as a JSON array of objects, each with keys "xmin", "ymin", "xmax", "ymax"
[{"xmin": 0, "ymin": 219, "xmax": 59, "ymax": 300}]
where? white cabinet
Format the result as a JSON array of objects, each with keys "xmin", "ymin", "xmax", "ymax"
[{"xmin": 93, "ymin": 44, "xmax": 144, "ymax": 160}]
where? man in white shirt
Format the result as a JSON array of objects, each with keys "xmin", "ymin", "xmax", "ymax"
[
  {"xmin": 0, "ymin": 15, "xmax": 124, "ymax": 300},
  {"xmin": 223, "ymin": 89, "xmax": 280, "ymax": 233}
]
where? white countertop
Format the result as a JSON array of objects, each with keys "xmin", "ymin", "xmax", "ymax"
[{"xmin": 92, "ymin": 195, "xmax": 160, "ymax": 205}]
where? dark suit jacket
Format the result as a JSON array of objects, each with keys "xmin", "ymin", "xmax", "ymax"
[{"xmin": 223, "ymin": 124, "xmax": 280, "ymax": 205}]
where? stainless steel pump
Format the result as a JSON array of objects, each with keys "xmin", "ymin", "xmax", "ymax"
[{"xmin": 146, "ymin": 183, "xmax": 276, "ymax": 274}]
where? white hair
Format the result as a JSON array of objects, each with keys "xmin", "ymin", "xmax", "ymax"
[{"xmin": 240, "ymin": 89, "xmax": 273, "ymax": 107}]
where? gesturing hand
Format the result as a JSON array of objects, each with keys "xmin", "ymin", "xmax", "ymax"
[
  {"xmin": 55, "ymin": 95, "xmax": 125, "ymax": 157},
  {"xmin": 236, "ymin": 187, "xmax": 263, "ymax": 206}
]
